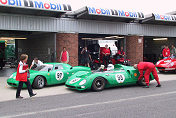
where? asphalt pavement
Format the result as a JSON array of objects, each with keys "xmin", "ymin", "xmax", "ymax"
[
  {"xmin": 0, "ymin": 67, "xmax": 176, "ymax": 118},
  {"xmin": 0, "ymin": 80, "xmax": 176, "ymax": 118}
]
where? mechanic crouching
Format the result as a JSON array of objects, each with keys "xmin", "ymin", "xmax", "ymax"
[{"xmin": 134, "ymin": 62, "xmax": 161, "ymax": 88}]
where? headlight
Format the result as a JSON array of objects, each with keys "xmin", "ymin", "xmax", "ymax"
[
  {"xmin": 156, "ymin": 61, "xmax": 160, "ymax": 65},
  {"xmin": 9, "ymin": 74, "xmax": 13, "ymax": 78},
  {"xmin": 69, "ymin": 78, "xmax": 81, "ymax": 84},
  {"xmin": 79, "ymin": 79, "xmax": 87, "ymax": 85}
]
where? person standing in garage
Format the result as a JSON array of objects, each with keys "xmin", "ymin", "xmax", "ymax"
[
  {"xmin": 170, "ymin": 45, "xmax": 176, "ymax": 58},
  {"xmin": 134, "ymin": 62, "xmax": 161, "ymax": 88},
  {"xmin": 102, "ymin": 44, "xmax": 110, "ymax": 68},
  {"xmin": 81, "ymin": 46, "xmax": 92, "ymax": 67},
  {"xmin": 162, "ymin": 45, "xmax": 170, "ymax": 59},
  {"xmin": 117, "ymin": 46, "xmax": 125, "ymax": 60},
  {"xmin": 60, "ymin": 47, "xmax": 69, "ymax": 64}
]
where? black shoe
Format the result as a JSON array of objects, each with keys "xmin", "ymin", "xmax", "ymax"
[
  {"xmin": 16, "ymin": 96, "xmax": 23, "ymax": 99},
  {"xmin": 143, "ymin": 85, "xmax": 149, "ymax": 88},
  {"xmin": 156, "ymin": 84, "xmax": 161, "ymax": 87},
  {"xmin": 30, "ymin": 93, "xmax": 36, "ymax": 97}
]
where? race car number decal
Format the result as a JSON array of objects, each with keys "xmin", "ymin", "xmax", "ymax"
[
  {"xmin": 55, "ymin": 71, "xmax": 64, "ymax": 81},
  {"xmin": 115, "ymin": 74, "xmax": 125, "ymax": 83}
]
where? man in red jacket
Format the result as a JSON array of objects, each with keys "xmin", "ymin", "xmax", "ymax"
[
  {"xmin": 162, "ymin": 45, "xmax": 170, "ymax": 59},
  {"xmin": 134, "ymin": 62, "xmax": 161, "ymax": 88},
  {"xmin": 102, "ymin": 44, "xmax": 110, "ymax": 68}
]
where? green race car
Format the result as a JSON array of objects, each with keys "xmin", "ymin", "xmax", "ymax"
[
  {"xmin": 7, "ymin": 63, "xmax": 91, "ymax": 89},
  {"xmin": 65, "ymin": 64, "xmax": 154, "ymax": 91}
]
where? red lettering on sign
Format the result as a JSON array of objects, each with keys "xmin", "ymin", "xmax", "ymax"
[
  {"xmin": 160, "ymin": 15, "xmax": 164, "ymax": 19},
  {"xmin": 0, "ymin": 0, "xmax": 7, "ymax": 4},
  {"xmin": 125, "ymin": 12, "xmax": 129, "ymax": 17},
  {"xmin": 44, "ymin": 3, "xmax": 50, "ymax": 9},
  {"xmin": 96, "ymin": 9, "xmax": 101, "ymax": 14}
]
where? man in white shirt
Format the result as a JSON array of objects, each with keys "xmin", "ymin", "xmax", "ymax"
[{"xmin": 30, "ymin": 57, "xmax": 43, "ymax": 69}]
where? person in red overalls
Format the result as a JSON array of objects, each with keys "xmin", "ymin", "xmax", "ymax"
[
  {"xmin": 134, "ymin": 62, "xmax": 161, "ymax": 88},
  {"xmin": 162, "ymin": 45, "xmax": 170, "ymax": 59},
  {"xmin": 102, "ymin": 44, "xmax": 110, "ymax": 68},
  {"xmin": 117, "ymin": 46, "xmax": 125, "ymax": 60},
  {"xmin": 16, "ymin": 54, "xmax": 36, "ymax": 99},
  {"xmin": 60, "ymin": 47, "xmax": 69, "ymax": 64}
]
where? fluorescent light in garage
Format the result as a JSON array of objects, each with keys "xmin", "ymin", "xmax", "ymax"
[
  {"xmin": 153, "ymin": 38, "xmax": 168, "ymax": 41},
  {"xmin": 105, "ymin": 36, "xmax": 124, "ymax": 39},
  {"xmin": 0, "ymin": 37, "xmax": 27, "ymax": 40},
  {"xmin": 82, "ymin": 38, "xmax": 92, "ymax": 40}
]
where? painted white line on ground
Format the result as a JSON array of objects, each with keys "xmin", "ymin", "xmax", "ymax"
[{"xmin": 1, "ymin": 90, "xmax": 176, "ymax": 118}]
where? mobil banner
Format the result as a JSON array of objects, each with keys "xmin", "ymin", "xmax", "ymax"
[
  {"xmin": 0, "ymin": 0, "xmax": 71, "ymax": 12},
  {"xmin": 87, "ymin": 6, "xmax": 144, "ymax": 19},
  {"xmin": 153, "ymin": 13, "xmax": 176, "ymax": 22}
]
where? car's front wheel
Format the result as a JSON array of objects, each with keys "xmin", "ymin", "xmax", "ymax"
[
  {"xmin": 33, "ymin": 76, "xmax": 45, "ymax": 89},
  {"xmin": 137, "ymin": 77, "xmax": 146, "ymax": 86},
  {"xmin": 92, "ymin": 77, "xmax": 105, "ymax": 91}
]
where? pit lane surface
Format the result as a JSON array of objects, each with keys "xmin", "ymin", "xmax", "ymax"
[{"xmin": 0, "ymin": 68, "xmax": 176, "ymax": 118}]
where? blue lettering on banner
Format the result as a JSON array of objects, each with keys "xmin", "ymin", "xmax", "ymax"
[
  {"xmin": 57, "ymin": 4, "xmax": 62, "ymax": 10},
  {"xmin": 34, "ymin": 1, "xmax": 43, "ymax": 8},
  {"xmin": 88, "ymin": 7, "xmax": 145, "ymax": 19},
  {"xmin": 88, "ymin": 7, "xmax": 96, "ymax": 14},
  {"xmin": 154, "ymin": 13, "xmax": 176, "ymax": 21},
  {"xmin": 0, "ymin": 0, "xmax": 71, "ymax": 11},
  {"xmin": 8, "ymin": 0, "xmax": 16, "ymax": 5},
  {"xmin": 50, "ymin": 3, "xmax": 56, "ymax": 10},
  {"xmin": 88, "ymin": 7, "xmax": 111, "ymax": 15},
  {"xmin": 100, "ymin": 8, "xmax": 110, "ymax": 15},
  {"xmin": 118, "ymin": 10, "xmax": 125, "ymax": 16}
]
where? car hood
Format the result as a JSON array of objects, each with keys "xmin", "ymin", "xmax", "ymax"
[{"xmin": 74, "ymin": 71, "xmax": 92, "ymax": 78}]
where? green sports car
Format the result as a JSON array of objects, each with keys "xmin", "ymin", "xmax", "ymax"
[
  {"xmin": 7, "ymin": 63, "xmax": 91, "ymax": 89},
  {"xmin": 65, "ymin": 64, "xmax": 154, "ymax": 91}
]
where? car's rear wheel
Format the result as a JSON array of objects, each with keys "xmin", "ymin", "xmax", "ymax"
[
  {"xmin": 33, "ymin": 76, "xmax": 45, "ymax": 89},
  {"xmin": 92, "ymin": 77, "xmax": 105, "ymax": 91}
]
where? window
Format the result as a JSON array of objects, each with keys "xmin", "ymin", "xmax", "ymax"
[{"xmin": 54, "ymin": 65, "xmax": 64, "ymax": 70}]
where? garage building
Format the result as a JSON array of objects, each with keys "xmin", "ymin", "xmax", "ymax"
[{"xmin": 0, "ymin": 0, "xmax": 176, "ymax": 67}]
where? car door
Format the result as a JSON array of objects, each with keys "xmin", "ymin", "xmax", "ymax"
[
  {"xmin": 50, "ymin": 64, "xmax": 68, "ymax": 84},
  {"xmin": 108, "ymin": 70, "xmax": 131, "ymax": 86}
]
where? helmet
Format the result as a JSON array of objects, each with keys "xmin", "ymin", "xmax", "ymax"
[{"xmin": 107, "ymin": 64, "xmax": 114, "ymax": 71}]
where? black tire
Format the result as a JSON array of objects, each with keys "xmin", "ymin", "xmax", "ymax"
[
  {"xmin": 137, "ymin": 77, "xmax": 146, "ymax": 86},
  {"xmin": 92, "ymin": 77, "xmax": 105, "ymax": 91},
  {"xmin": 33, "ymin": 76, "xmax": 45, "ymax": 89}
]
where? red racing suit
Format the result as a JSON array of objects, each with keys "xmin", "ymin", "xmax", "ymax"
[
  {"xmin": 137, "ymin": 62, "xmax": 160, "ymax": 86},
  {"xmin": 162, "ymin": 48, "xmax": 170, "ymax": 57}
]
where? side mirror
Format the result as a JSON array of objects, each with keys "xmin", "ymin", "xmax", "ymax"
[{"xmin": 48, "ymin": 68, "xmax": 51, "ymax": 72}]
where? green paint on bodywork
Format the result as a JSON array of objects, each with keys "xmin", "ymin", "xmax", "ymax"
[
  {"xmin": 65, "ymin": 64, "xmax": 155, "ymax": 91},
  {"xmin": 7, "ymin": 63, "xmax": 91, "ymax": 88}
]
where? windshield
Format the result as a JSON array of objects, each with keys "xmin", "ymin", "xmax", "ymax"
[{"xmin": 32, "ymin": 64, "xmax": 53, "ymax": 71}]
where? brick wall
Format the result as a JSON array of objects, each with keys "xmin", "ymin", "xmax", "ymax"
[
  {"xmin": 56, "ymin": 33, "xmax": 78, "ymax": 66},
  {"xmin": 126, "ymin": 36, "xmax": 144, "ymax": 65}
]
